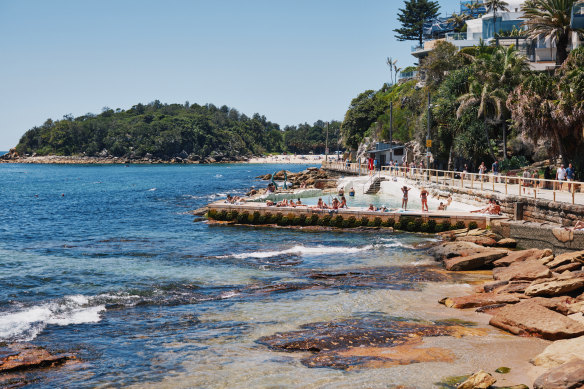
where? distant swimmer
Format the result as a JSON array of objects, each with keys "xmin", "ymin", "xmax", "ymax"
[{"xmin": 349, "ymin": 187, "xmax": 355, "ymax": 196}]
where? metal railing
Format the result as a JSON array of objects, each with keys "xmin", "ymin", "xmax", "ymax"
[{"xmin": 322, "ymin": 161, "xmax": 583, "ymax": 205}]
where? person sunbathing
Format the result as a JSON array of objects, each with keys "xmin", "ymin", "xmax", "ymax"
[
  {"xmin": 276, "ymin": 199, "xmax": 289, "ymax": 207},
  {"xmin": 471, "ymin": 199, "xmax": 494, "ymax": 213},
  {"xmin": 266, "ymin": 200, "xmax": 275, "ymax": 206},
  {"xmin": 296, "ymin": 198, "xmax": 302, "ymax": 206},
  {"xmin": 368, "ymin": 204, "xmax": 375, "ymax": 211},
  {"xmin": 340, "ymin": 196, "xmax": 348, "ymax": 209},
  {"xmin": 316, "ymin": 198, "xmax": 329, "ymax": 209},
  {"xmin": 438, "ymin": 202, "xmax": 446, "ymax": 211},
  {"xmin": 332, "ymin": 198, "xmax": 340, "ymax": 210},
  {"xmin": 289, "ymin": 199, "xmax": 296, "ymax": 207}
]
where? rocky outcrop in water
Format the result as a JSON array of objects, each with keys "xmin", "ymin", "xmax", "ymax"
[{"xmin": 0, "ymin": 343, "xmax": 75, "ymax": 373}]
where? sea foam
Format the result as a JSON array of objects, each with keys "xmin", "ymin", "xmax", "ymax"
[
  {"xmin": 0, "ymin": 295, "xmax": 105, "ymax": 342},
  {"xmin": 228, "ymin": 244, "xmax": 375, "ymax": 259}
]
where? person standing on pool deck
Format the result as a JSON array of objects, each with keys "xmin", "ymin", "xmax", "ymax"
[
  {"xmin": 420, "ymin": 187, "xmax": 429, "ymax": 212},
  {"xmin": 401, "ymin": 186, "xmax": 410, "ymax": 210}
]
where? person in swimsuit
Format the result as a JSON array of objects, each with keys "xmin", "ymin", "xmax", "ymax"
[
  {"xmin": 420, "ymin": 187, "xmax": 429, "ymax": 212},
  {"xmin": 340, "ymin": 196, "xmax": 348, "ymax": 209},
  {"xmin": 401, "ymin": 186, "xmax": 410, "ymax": 210}
]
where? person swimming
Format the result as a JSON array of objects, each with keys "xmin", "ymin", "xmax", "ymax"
[{"xmin": 349, "ymin": 187, "xmax": 355, "ymax": 196}]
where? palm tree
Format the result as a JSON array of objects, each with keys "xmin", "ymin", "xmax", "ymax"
[
  {"xmin": 466, "ymin": 1, "xmax": 486, "ymax": 17},
  {"xmin": 484, "ymin": 0, "xmax": 510, "ymax": 38},
  {"xmin": 521, "ymin": 0, "xmax": 584, "ymax": 65},
  {"xmin": 457, "ymin": 45, "xmax": 529, "ymax": 160},
  {"xmin": 447, "ymin": 12, "xmax": 471, "ymax": 32}
]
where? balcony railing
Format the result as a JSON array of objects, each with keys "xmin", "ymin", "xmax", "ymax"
[
  {"xmin": 445, "ymin": 32, "xmax": 483, "ymax": 41},
  {"xmin": 411, "ymin": 44, "xmax": 425, "ymax": 53}
]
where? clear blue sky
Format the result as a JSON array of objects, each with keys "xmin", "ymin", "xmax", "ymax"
[{"xmin": 0, "ymin": 0, "xmax": 461, "ymax": 150}]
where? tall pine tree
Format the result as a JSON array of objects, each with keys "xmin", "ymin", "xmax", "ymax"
[{"xmin": 394, "ymin": 0, "xmax": 440, "ymax": 46}]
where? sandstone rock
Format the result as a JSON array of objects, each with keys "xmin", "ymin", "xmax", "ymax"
[
  {"xmin": 0, "ymin": 343, "xmax": 74, "ymax": 373},
  {"xmin": 444, "ymin": 249, "xmax": 509, "ymax": 271},
  {"xmin": 533, "ymin": 359, "xmax": 584, "ymax": 389},
  {"xmin": 527, "ymin": 297, "xmax": 575, "ymax": 314},
  {"xmin": 493, "ymin": 249, "xmax": 551, "ymax": 268},
  {"xmin": 554, "ymin": 263, "xmax": 583, "ymax": 273},
  {"xmin": 455, "ymin": 236, "xmax": 497, "ymax": 247},
  {"xmin": 443, "ymin": 293, "xmax": 520, "ymax": 309},
  {"xmin": 493, "ymin": 260, "xmax": 552, "ymax": 282},
  {"xmin": 547, "ymin": 252, "xmax": 581, "ymax": 270},
  {"xmin": 525, "ymin": 276, "xmax": 584, "ymax": 297},
  {"xmin": 457, "ymin": 370, "xmax": 496, "ymax": 389},
  {"xmin": 552, "ymin": 228, "xmax": 575, "ymax": 243},
  {"xmin": 483, "ymin": 280, "xmax": 509, "ymax": 293},
  {"xmin": 496, "ymin": 281, "xmax": 532, "ymax": 294},
  {"xmin": 539, "ymin": 255, "xmax": 556, "ymax": 265},
  {"xmin": 551, "ymin": 250, "xmax": 584, "ymax": 266},
  {"xmin": 431, "ymin": 241, "xmax": 489, "ymax": 260},
  {"xmin": 531, "ymin": 336, "xmax": 584, "ymax": 368},
  {"xmin": 489, "ymin": 300, "xmax": 584, "ymax": 340},
  {"xmin": 495, "ymin": 238, "xmax": 518, "ymax": 248}
]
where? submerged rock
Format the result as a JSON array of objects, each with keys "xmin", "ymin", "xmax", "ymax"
[
  {"xmin": 441, "ymin": 293, "xmax": 519, "ymax": 309},
  {"xmin": 257, "ymin": 317, "xmax": 481, "ymax": 370},
  {"xmin": 0, "ymin": 343, "xmax": 74, "ymax": 373}
]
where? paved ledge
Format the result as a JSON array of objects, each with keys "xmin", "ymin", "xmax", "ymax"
[{"xmin": 208, "ymin": 202, "xmax": 506, "ymax": 229}]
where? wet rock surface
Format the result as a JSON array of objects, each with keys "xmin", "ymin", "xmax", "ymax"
[
  {"xmin": 441, "ymin": 293, "xmax": 520, "ymax": 309},
  {"xmin": 0, "ymin": 344, "xmax": 74, "ymax": 373},
  {"xmin": 444, "ymin": 249, "xmax": 508, "ymax": 271},
  {"xmin": 257, "ymin": 317, "xmax": 481, "ymax": 370}
]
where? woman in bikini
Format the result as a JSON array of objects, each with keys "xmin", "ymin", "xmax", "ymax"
[
  {"xmin": 401, "ymin": 186, "xmax": 410, "ymax": 210},
  {"xmin": 420, "ymin": 187, "xmax": 429, "ymax": 212}
]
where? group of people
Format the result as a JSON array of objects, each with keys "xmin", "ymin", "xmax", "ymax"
[
  {"xmin": 316, "ymin": 196, "xmax": 348, "ymax": 210},
  {"xmin": 225, "ymin": 194, "xmax": 244, "ymax": 204},
  {"xmin": 266, "ymin": 198, "xmax": 303, "ymax": 207}
]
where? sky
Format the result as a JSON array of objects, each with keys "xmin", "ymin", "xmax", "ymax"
[{"xmin": 0, "ymin": 0, "xmax": 463, "ymax": 150}]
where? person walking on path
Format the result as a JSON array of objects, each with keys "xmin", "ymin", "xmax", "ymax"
[
  {"xmin": 491, "ymin": 160, "xmax": 499, "ymax": 183},
  {"xmin": 478, "ymin": 162, "xmax": 487, "ymax": 182},
  {"xmin": 556, "ymin": 164, "xmax": 567, "ymax": 191},
  {"xmin": 566, "ymin": 163, "xmax": 575, "ymax": 191},
  {"xmin": 401, "ymin": 186, "xmax": 410, "ymax": 210},
  {"xmin": 420, "ymin": 187, "xmax": 429, "ymax": 212}
]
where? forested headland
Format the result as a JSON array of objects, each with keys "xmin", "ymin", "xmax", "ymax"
[{"xmin": 10, "ymin": 101, "xmax": 341, "ymax": 162}]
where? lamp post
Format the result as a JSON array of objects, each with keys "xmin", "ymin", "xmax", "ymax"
[
  {"xmin": 426, "ymin": 92, "xmax": 431, "ymax": 171},
  {"xmin": 389, "ymin": 102, "xmax": 393, "ymax": 164},
  {"xmin": 325, "ymin": 121, "xmax": 329, "ymax": 162}
]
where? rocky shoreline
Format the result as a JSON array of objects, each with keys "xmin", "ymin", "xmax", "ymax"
[
  {"xmin": 432, "ymin": 229, "xmax": 584, "ymax": 388},
  {"xmin": 0, "ymin": 152, "xmax": 249, "ymax": 164}
]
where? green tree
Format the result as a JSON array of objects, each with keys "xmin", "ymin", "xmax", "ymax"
[
  {"xmin": 394, "ymin": 0, "xmax": 441, "ymax": 46},
  {"xmin": 521, "ymin": 0, "xmax": 583, "ymax": 65},
  {"xmin": 341, "ymin": 90, "xmax": 384, "ymax": 150},
  {"xmin": 420, "ymin": 41, "xmax": 463, "ymax": 89},
  {"xmin": 508, "ymin": 47, "xmax": 584, "ymax": 167},
  {"xmin": 484, "ymin": 0, "xmax": 510, "ymax": 36},
  {"xmin": 447, "ymin": 12, "xmax": 471, "ymax": 32}
]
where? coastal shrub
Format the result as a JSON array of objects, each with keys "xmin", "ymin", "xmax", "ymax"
[
  {"xmin": 468, "ymin": 221, "xmax": 478, "ymax": 230},
  {"xmin": 309, "ymin": 214, "xmax": 319, "ymax": 225},
  {"xmin": 207, "ymin": 209, "xmax": 218, "ymax": 219},
  {"xmin": 342, "ymin": 219, "xmax": 351, "ymax": 228},
  {"xmin": 421, "ymin": 222, "xmax": 430, "ymax": 232},
  {"xmin": 298, "ymin": 214, "xmax": 307, "ymax": 226},
  {"xmin": 225, "ymin": 211, "xmax": 234, "ymax": 221},
  {"xmin": 414, "ymin": 218, "xmax": 423, "ymax": 231},
  {"xmin": 264, "ymin": 212, "xmax": 273, "ymax": 224},
  {"xmin": 293, "ymin": 217, "xmax": 302, "ymax": 226},
  {"xmin": 434, "ymin": 223, "xmax": 444, "ymax": 233},
  {"xmin": 257, "ymin": 214, "xmax": 266, "ymax": 224},
  {"xmin": 441, "ymin": 220, "xmax": 451, "ymax": 231},
  {"xmin": 373, "ymin": 217, "xmax": 382, "ymax": 227},
  {"xmin": 397, "ymin": 216, "xmax": 412, "ymax": 231},
  {"xmin": 217, "ymin": 210, "xmax": 228, "ymax": 221},
  {"xmin": 360, "ymin": 217, "xmax": 370, "ymax": 227},
  {"xmin": 406, "ymin": 221, "xmax": 416, "ymax": 232},
  {"xmin": 455, "ymin": 221, "xmax": 466, "ymax": 230},
  {"xmin": 321, "ymin": 215, "xmax": 332, "ymax": 226},
  {"xmin": 237, "ymin": 212, "xmax": 249, "ymax": 224},
  {"xmin": 428, "ymin": 219, "xmax": 437, "ymax": 232},
  {"xmin": 274, "ymin": 213, "xmax": 283, "ymax": 224},
  {"xmin": 368, "ymin": 219, "xmax": 376, "ymax": 227},
  {"xmin": 230, "ymin": 210, "xmax": 239, "ymax": 220},
  {"xmin": 279, "ymin": 216, "xmax": 289, "ymax": 226},
  {"xmin": 333, "ymin": 215, "xmax": 344, "ymax": 228},
  {"xmin": 252, "ymin": 211, "xmax": 261, "ymax": 224},
  {"xmin": 347, "ymin": 216, "xmax": 357, "ymax": 228},
  {"xmin": 382, "ymin": 218, "xmax": 395, "ymax": 228}
]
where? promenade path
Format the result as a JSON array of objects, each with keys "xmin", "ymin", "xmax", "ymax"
[{"xmin": 322, "ymin": 161, "xmax": 584, "ymax": 206}]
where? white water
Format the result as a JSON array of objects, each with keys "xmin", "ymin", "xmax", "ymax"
[
  {"xmin": 225, "ymin": 244, "xmax": 376, "ymax": 259},
  {"xmin": 0, "ymin": 295, "xmax": 105, "ymax": 342}
]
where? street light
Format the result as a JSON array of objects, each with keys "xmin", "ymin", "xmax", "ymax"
[{"xmin": 426, "ymin": 92, "xmax": 432, "ymax": 171}]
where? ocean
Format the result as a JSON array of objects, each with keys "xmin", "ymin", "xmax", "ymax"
[{"xmin": 0, "ymin": 163, "xmax": 543, "ymax": 388}]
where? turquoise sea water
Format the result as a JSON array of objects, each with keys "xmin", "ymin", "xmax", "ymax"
[{"xmin": 1, "ymin": 163, "xmax": 483, "ymax": 388}]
